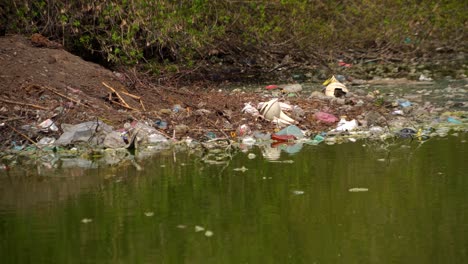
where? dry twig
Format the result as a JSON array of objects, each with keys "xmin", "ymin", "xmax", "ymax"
[
  {"xmin": 0, "ymin": 98, "xmax": 49, "ymax": 110},
  {"xmin": 6, "ymin": 123, "xmax": 39, "ymax": 147},
  {"xmin": 39, "ymin": 85, "xmax": 87, "ymax": 107}
]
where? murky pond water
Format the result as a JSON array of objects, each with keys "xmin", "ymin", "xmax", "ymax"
[{"xmin": 1, "ymin": 133, "xmax": 467, "ymax": 263}]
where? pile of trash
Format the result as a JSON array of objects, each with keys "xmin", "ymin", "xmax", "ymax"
[
  {"xmin": 1, "ymin": 35, "xmax": 466, "ymax": 170},
  {"xmin": 1, "ymin": 74, "xmax": 466, "ymax": 169}
]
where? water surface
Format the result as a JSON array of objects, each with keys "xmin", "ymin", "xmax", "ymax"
[{"xmin": 1, "ymin": 134, "xmax": 467, "ymax": 263}]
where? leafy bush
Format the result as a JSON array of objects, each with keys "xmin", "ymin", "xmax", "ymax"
[{"xmin": 6, "ymin": 0, "xmax": 466, "ymax": 69}]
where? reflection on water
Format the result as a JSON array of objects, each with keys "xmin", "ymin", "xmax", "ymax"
[{"xmin": 1, "ymin": 133, "xmax": 467, "ymax": 263}]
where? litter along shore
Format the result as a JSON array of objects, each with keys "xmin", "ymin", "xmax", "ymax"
[
  {"xmin": 0, "ymin": 35, "xmax": 466, "ymax": 169},
  {"xmin": 1, "ymin": 78, "xmax": 467, "ymax": 170}
]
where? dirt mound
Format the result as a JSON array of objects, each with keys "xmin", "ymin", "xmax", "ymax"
[
  {"xmin": 0, "ymin": 35, "xmax": 130, "ymax": 122},
  {"xmin": 0, "ymin": 34, "xmax": 383, "ymax": 151}
]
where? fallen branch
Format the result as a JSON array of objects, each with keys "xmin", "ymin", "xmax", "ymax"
[{"xmin": 0, "ymin": 98, "xmax": 49, "ymax": 110}]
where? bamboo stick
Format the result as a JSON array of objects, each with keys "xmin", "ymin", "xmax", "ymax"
[
  {"xmin": 139, "ymin": 99, "xmax": 146, "ymax": 111},
  {"xmin": 102, "ymin": 82, "xmax": 132, "ymax": 109},
  {"xmin": 121, "ymin": 91, "xmax": 146, "ymax": 111},
  {"xmin": 108, "ymin": 99, "xmax": 139, "ymax": 111},
  {"xmin": 121, "ymin": 90, "xmax": 141, "ymax": 99}
]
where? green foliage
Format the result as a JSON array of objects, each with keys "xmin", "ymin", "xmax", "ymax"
[{"xmin": 5, "ymin": 0, "xmax": 466, "ymax": 69}]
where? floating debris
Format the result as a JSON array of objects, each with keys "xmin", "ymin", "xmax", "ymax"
[
  {"xmin": 233, "ymin": 166, "xmax": 248, "ymax": 172},
  {"xmin": 144, "ymin": 211, "xmax": 154, "ymax": 217},
  {"xmin": 241, "ymin": 136, "xmax": 256, "ymax": 145},
  {"xmin": 397, "ymin": 128, "xmax": 416, "ymax": 138},
  {"xmin": 334, "ymin": 118, "xmax": 358, "ymax": 132},
  {"xmin": 177, "ymin": 225, "xmax": 187, "ymax": 229},
  {"xmin": 269, "ymin": 160, "xmax": 294, "ymax": 164},
  {"xmin": 349, "ymin": 188, "xmax": 369, "ymax": 192},
  {"xmin": 247, "ymin": 153, "xmax": 256, "ymax": 159},
  {"xmin": 195, "ymin": 225, "xmax": 205, "ymax": 232},
  {"xmin": 292, "ymin": 190, "xmax": 305, "ymax": 195},
  {"xmin": 447, "ymin": 117, "xmax": 462, "ymax": 124},
  {"xmin": 204, "ymin": 160, "xmax": 229, "ymax": 165},
  {"xmin": 204, "ymin": 230, "xmax": 214, "ymax": 237},
  {"xmin": 81, "ymin": 218, "xmax": 93, "ymax": 224}
]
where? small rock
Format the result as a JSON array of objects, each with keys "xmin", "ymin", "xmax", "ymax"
[
  {"xmin": 194, "ymin": 109, "xmax": 211, "ymax": 115},
  {"xmin": 158, "ymin": 109, "xmax": 172, "ymax": 115},
  {"xmin": 365, "ymin": 111, "xmax": 382, "ymax": 126},
  {"xmin": 353, "ymin": 89, "xmax": 367, "ymax": 96},
  {"xmin": 419, "ymin": 74, "xmax": 433, "ymax": 81},
  {"xmin": 333, "ymin": 98, "xmax": 346, "ymax": 105},
  {"xmin": 292, "ymin": 106, "xmax": 305, "ymax": 118},
  {"xmin": 174, "ymin": 124, "xmax": 189, "ymax": 134},
  {"xmin": 310, "ymin": 91, "xmax": 324, "ymax": 98}
]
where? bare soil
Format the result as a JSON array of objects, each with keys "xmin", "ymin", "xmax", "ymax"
[{"xmin": 0, "ymin": 35, "xmax": 386, "ymax": 150}]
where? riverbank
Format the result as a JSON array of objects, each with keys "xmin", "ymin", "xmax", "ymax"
[{"xmin": 0, "ymin": 35, "xmax": 467, "ymax": 169}]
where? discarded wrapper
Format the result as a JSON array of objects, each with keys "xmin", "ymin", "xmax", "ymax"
[
  {"xmin": 323, "ymin": 75, "xmax": 349, "ymax": 98},
  {"xmin": 333, "ymin": 117, "xmax": 358, "ymax": 132},
  {"xmin": 259, "ymin": 98, "xmax": 296, "ymax": 126}
]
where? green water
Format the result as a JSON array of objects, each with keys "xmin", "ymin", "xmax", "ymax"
[{"xmin": 1, "ymin": 134, "xmax": 467, "ymax": 263}]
